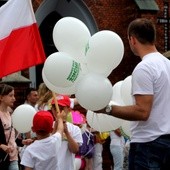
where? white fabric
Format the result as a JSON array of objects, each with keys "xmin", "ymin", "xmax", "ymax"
[
  {"xmin": 110, "ymin": 131, "xmax": 125, "ymax": 146},
  {"xmin": 93, "ymin": 143, "xmax": 103, "ymax": 170},
  {"xmin": 57, "ymin": 122, "xmax": 83, "ymax": 170},
  {"xmin": 69, "ymin": 98, "xmax": 75, "ymax": 109},
  {"xmin": 131, "ymin": 52, "xmax": 170, "ymax": 142},
  {"xmin": 21, "ymin": 133, "xmax": 62, "ymax": 170},
  {"xmin": 109, "ymin": 131, "xmax": 125, "ymax": 170},
  {"xmin": 110, "ymin": 145, "xmax": 124, "ymax": 170},
  {"xmin": 0, "ymin": 0, "xmax": 35, "ymax": 39}
]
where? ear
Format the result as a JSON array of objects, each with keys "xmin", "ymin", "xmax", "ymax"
[
  {"xmin": 129, "ymin": 36, "xmax": 134, "ymax": 44},
  {"xmin": 132, "ymin": 36, "xmax": 139, "ymax": 46}
]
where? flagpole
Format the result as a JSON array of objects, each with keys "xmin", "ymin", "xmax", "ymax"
[{"xmin": 52, "ymin": 92, "xmax": 60, "ymax": 114}]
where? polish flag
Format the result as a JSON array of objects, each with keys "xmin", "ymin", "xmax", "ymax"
[{"xmin": 0, "ymin": 0, "xmax": 46, "ymax": 78}]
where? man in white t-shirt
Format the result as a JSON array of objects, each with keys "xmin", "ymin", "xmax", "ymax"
[
  {"xmin": 106, "ymin": 18, "xmax": 170, "ymax": 169},
  {"xmin": 21, "ymin": 110, "xmax": 64, "ymax": 170},
  {"xmin": 51, "ymin": 95, "xmax": 83, "ymax": 170}
]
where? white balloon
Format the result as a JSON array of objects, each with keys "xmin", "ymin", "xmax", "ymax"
[
  {"xmin": 75, "ymin": 73, "xmax": 113, "ymax": 111},
  {"xmin": 86, "ymin": 30, "xmax": 124, "ymax": 77},
  {"xmin": 86, "ymin": 110, "xmax": 123, "ymax": 132},
  {"xmin": 42, "ymin": 68, "xmax": 76, "ymax": 95},
  {"xmin": 43, "ymin": 52, "xmax": 82, "ymax": 88},
  {"xmin": 53, "ymin": 17, "xmax": 91, "ymax": 63},
  {"xmin": 120, "ymin": 120, "xmax": 131, "ymax": 139},
  {"xmin": 121, "ymin": 75, "xmax": 134, "ymax": 105},
  {"xmin": 12, "ymin": 104, "xmax": 36, "ymax": 133},
  {"xmin": 111, "ymin": 81, "xmax": 125, "ymax": 106}
]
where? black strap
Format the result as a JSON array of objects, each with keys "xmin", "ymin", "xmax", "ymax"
[
  {"xmin": 7, "ymin": 120, "xmax": 12, "ymax": 144},
  {"xmin": 0, "ymin": 117, "xmax": 12, "ymax": 162}
]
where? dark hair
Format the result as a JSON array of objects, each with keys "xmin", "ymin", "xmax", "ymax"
[
  {"xmin": 25, "ymin": 87, "xmax": 37, "ymax": 97},
  {"xmin": 0, "ymin": 84, "xmax": 14, "ymax": 96},
  {"xmin": 128, "ymin": 18, "xmax": 156, "ymax": 45}
]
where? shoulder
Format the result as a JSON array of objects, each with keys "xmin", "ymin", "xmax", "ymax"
[{"xmin": 52, "ymin": 132, "xmax": 62, "ymax": 140}]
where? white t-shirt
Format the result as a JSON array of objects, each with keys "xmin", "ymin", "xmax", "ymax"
[
  {"xmin": 57, "ymin": 122, "xmax": 83, "ymax": 170},
  {"xmin": 110, "ymin": 131, "xmax": 125, "ymax": 147},
  {"xmin": 131, "ymin": 52, "xmax": 170, "ymax": 142},
  {"xmin": 21, "ymin": 133, "xmax": 62, "ymax": 170}
]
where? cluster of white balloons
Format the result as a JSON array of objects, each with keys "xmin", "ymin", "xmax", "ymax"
[
  {"xmin": 111, "ymin": 75, "xmax": 133, "ymax": 106},
  {"xmin": 86, "ymin": 75, "xmax": 133, "ymax": 138},
  {"xmin": 109, "ymin": 75, "xmax": 133, "ymax": 137},
  {"xmin": 42, "ymin": 17, "xmax": 125, "ymax": 111}
]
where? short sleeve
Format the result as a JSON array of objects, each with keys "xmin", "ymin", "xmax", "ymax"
[{"xmin": 132, "ymin": 66, "xmax": 154, "ymax": 95}]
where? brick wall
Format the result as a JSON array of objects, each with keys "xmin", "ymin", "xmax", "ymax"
[
  {"xmin": 32, "ymin": 0, "xmax": 168, "ymax": 85},
  {"xmin": 83, "ymin": 0, "xmax": 167, "ymax": 85},
  {"xmin": 29, "ymin": 0, "xmax": 169, "ymax": 169}
]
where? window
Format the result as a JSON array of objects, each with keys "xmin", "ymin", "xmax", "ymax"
[{"xmin": 134, "ymin": 0, "xmax": 159, "ymax": 11}]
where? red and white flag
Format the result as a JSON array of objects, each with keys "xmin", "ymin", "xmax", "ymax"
[{"xmin": 0, "ymin": 0, "xmax": 46, "ymax": 78}]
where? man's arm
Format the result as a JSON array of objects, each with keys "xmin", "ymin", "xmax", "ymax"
[{"xmin": 110, "ymin": 94, "xmax": 153, "ymax": 121}]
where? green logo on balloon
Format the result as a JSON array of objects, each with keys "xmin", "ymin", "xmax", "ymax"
[{"xmin": 67, "ymin": 61, "xmax": 80, "ymax": 82}]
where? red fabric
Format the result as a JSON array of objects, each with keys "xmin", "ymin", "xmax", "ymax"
[
  {"xmin": 75, "ymin": 155, "xmax": 86, "ymax": 169},
  {"xmin": 33, "ymin": 111, "xmax": 53, "ymax": 133},
  {"xmin": 0, "ymin": 23, "xmax": 46, "ymax": 78},
  {"xmin": 51, "ymin": 95, "xmax": 71, "ymax": 107}
]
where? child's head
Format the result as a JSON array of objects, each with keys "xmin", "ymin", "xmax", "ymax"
[
  {"xmin": 0, "ymin": 84, "xmax": 14, "ymax": 96},
  {"xmin": 53, "ymin": 95, "xmax": 71, "ymax": 107},
  {"xmin": 51, "ymin": 95, "xmax": 71, "ymax": 121},
  {"xmin": 32, "ymin": 111, "xmax": 54, "ymax": 136},
  {"xmin": 0, "ymin": 83, "xmax": 15, "ymax": 107}
]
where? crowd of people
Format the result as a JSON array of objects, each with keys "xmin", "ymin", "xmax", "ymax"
[
  {"xmin": 1, "ymin": 17, "xmax": 170, "ymax": 170},
  {"xmin": 0, "ymin": 82, "xmax": 130, "ymax": 170}
]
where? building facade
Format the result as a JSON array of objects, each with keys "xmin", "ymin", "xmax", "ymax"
[{"xmin": 32, "ymin": 0, "xmax": 169, "ymax": 87}]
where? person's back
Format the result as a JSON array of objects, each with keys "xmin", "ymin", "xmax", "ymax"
[
  {"xmin": 22, "ymin": 133, "xmax": 61, "ymax": 170},
  {"xmin": 109, "ymin": 129, "xmax": 125, "ymax": 170},
  {"xmin": 131, "ymin": 52, "xmax": 170, "ymax": 142},
  {"xmin": 92, "ymin": 131, "xmax": 109, "ymax": 170},
  {"xmin": 21, "ymin": 110, "xmax": 64, "ymax": 170}
]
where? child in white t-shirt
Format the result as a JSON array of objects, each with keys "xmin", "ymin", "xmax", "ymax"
[
  {"xmin": 21, "ymin": 110, "xmax": 64, "ymax": 170},
  {"xmin": 51, "ymin": 95, "xmax": 83, "ymax": 170}
]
